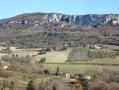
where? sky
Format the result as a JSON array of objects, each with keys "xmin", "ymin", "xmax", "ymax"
[{"xmin": 0, "ymin": 0, "xmax": 119, "ymax": 19}]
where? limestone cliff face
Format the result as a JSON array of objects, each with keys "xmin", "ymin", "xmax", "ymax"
[
  {"xmin": 43, "ymin": 14, "xmax": 119, "ymax": 26},
  {"xmin": 1, "ymin": 13, "xmax": 119, "ymax": 28}
]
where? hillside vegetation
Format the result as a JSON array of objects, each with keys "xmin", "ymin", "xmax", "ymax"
[{"xmin": 0, "ymin": 13, "xmax": 119, "ymax": 48}]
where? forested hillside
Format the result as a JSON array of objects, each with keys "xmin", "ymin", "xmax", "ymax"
[{"xmin": 0, "ymin": 13, "xmax": 119, "ymax": 48}]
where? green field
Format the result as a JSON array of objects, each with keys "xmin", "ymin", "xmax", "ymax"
[
  {"xmin": 35, "ymin": 49, "xmax": 71, "ymax": 63},
  {"xmin": 44, "ymin": 63, "xmax": 119, "ymax": 73},
  {"xmin": 69, "ymin": 58, "xmax": 119, "ymax": 64},
  {"xmin": 10, "ymin": 47, "xmax": 39, "ymax": 56}
]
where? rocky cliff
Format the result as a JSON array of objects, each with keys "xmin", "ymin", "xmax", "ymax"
[
  {"xmin": 0, "ymin": 13, "xmax": 119, "ymax": 29},
  {"xmin": 41, "ymin": 13, "xmax": 119, "ymax": 26}
]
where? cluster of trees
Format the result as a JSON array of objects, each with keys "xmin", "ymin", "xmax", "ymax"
[
  {"xmin": 26, "ymin": 78, "xmax": 72, "ymax": 90},
  {"xmin": 85, "ymin": 69, "xmax": 119, "ymax": 90},
  {"xmin": 68, "ymin": 47, "xmax": 119, "ymax": 62},
  {"xmin": 8, "ymin": 32, "xmax": 71, "ymax": 48},
  {"xmin": 90, "ymin": 51, "xmax": 119, "ymax": 58},
  {"xmin": 1, "ymin": 55, "xmax": 43, "ymax": 73}
]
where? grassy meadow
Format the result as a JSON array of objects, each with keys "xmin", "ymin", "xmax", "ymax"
[
  {"xmin": 44, "ymin": 63, "xmax": 119, "ymax": 73},
  {"xmin": 35, "ymin": 49, "xmax": 71, "ymax": 63}
]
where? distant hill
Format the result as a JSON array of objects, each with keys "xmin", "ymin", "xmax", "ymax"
[{"xmin": 0, "ymin": 12, "xmax": 119, "ymax": 48}]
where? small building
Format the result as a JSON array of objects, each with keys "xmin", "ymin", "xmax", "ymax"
[
  {"xmin": 82, "ymin": 75, "xmax": 91, "ymax": 80},
  {"xmin": 66, "ymin": 73, "xmax": 70, "ymax": 78},
  {"xmin": 90, "ymin": 45, "xmax": 101, "ymax": 49},
  {"xmin": 60, "ymin": 72, "xmax": 74, "ymax": 78},
  {"xmin": 3, "ymin": 66, "xmax": 8, "ymax": 70}
]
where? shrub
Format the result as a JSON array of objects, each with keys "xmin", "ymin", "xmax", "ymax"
[
  {"xmin": 92, "ymin": 74, "xmax": 98, "ymax": 79},
  {"xmin": 62, "ymin": 46, "xmax": 67, "ymax": 50},
  {"xmin": 27, "ymin": 80, "xmax": 35, "ymax": 90},
  {"xmin": 74, "ymin": 74, "xmax": 80, "ymax": 79},
  {"xmin": 74, "ymin": 83, "xmax": 83, "ymax": 90},
  {"xmin": 45, "ymin": 48, "xmax": 51, "ymax": 51},
  {"xmin": 40, "ymin": 57, "xmax": 46, "ymax": 63},
  {"xmin": 44, "ymin": 69, "xmax": 50, "ymax": 74}
]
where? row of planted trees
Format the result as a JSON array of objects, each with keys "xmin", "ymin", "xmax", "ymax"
[
  {"xmin": 68, "ymin": 48, "xmax": 90, "ymax": 61},
  {"xmin": 68, "ymin": 47, "xmax": 119, "ymax": 62},
  {"xmin": 90, "ymin": 51, "xmax": 119, "ymax": 58}
]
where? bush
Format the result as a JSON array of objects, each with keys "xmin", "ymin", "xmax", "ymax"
[
  {"xmin": 92, "ymin": 74, "xmax": 98, "ymax": 79},
  {"xmin": 44, "ymin": 69, "xmax": 50, "ymax": 74},
  {"xmin": 74, "ymin": 83, "xmax": 83, "ymax": 90},
  {"xmin": 45, "ymin": 48, "xmax": 51, "ymax": 51},
  {"xmin": 27, "ymin": 80, "xmax": 35, "ymax": 90},
  {"xmin": 40, "ymin": 57, "xmax": 46, "ymax": 63},
  {"xmin": 62, "ymin": 46, "xmax": 67, "ymax": 50}
]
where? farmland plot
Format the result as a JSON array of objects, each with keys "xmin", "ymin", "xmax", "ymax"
[{"xmin": 68, "ymin": 48, "xmax": 90, "ymax": 61}]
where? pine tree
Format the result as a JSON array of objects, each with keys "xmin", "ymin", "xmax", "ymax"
[{"xmin": 56, "ymin": 66, "xmax": 60, "ymax": 76}]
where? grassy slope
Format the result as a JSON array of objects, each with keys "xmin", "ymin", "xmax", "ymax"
[{"xmin": 35, "ymin": 49, "xmax": 71, "ymax": 63}]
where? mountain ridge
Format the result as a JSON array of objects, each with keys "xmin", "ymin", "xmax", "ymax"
[
  {"xmin": 0, "ymin": 12, "xmax": 119, "ymax": 29},
  {"xmin": 0, "ymin": 12, "xmax": 119, "ymax": 48}
]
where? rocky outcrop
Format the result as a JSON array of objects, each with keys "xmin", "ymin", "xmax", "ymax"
[
  {"xmin": 0, "ymin": 12, "xmax": 119, "ymax": 29},
  {"xmin": 43, "ymin": 14, "xmax": 119, "ymax": 26}
]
